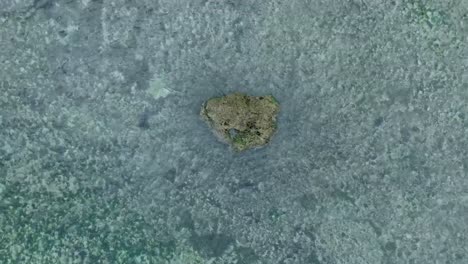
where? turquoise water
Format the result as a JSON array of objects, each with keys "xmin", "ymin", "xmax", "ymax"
[{"xmin": 1, "ymin": 1, "xmax": 467, "ymax": 263}]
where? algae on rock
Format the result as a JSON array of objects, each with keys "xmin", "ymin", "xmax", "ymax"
[{"xmin": 200, "ymin": 92, "xmax": 280, "ymax": 151}]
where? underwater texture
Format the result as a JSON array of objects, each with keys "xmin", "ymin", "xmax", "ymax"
[{"xmin": 1, "ymin": 0, "xmax": 467, "ymax": 263}]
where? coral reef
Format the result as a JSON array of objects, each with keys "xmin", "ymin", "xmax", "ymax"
[{"xmin": 201, "ymin": 92, "xmax": 279, "ymax": 151}]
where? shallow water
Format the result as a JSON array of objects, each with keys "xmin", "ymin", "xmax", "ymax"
[{"xmin": 1, "ymin": 1, "xmax": 467, "ymax": 263}]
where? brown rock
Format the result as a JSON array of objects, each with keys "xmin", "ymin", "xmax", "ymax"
[{"xmin": 200, "ymin": 92, "xmax": 280, "ymax": 151}]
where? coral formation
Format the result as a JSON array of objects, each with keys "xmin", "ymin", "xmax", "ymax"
[{"xmin": 201, "ymin": 92, "xmax": 280, "ymax": 151}]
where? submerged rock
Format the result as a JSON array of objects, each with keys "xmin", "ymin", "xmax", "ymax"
[{"xmin": 200, "ymin": 92, "xmax": 280, "ymax": 151}]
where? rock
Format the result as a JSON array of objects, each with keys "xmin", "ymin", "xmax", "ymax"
[{"xmin": 200, "ymin": 92, "xmax": 280, "ymax": 151}]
